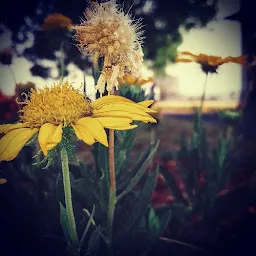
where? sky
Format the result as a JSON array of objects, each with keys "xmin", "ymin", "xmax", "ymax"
[{"xmin": 0, "ymin": 0, "xmax": 242, "ymax": 102}]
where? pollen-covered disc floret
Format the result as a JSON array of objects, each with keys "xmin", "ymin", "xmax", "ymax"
[
  {"xmin": 19, "ymin": 80, "xmax": 93, "ymax": 127},
  {"xmin": 72, "ymin": 0, "xmax": 144, "ymax": 94}
]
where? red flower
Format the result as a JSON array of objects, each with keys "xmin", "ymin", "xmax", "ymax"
[
  {"xmin": 151, "ymin": 187, "xmax": 174, "ymax": 208},
  {"xmin": 155, "ymin": 174, "xmax": 166, "ymax": 189},
  {"xmin": 0, "ymin": 90, "xmax": 19, "ymax": 122}
]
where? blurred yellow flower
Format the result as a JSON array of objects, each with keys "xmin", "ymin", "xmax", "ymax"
[
  {"xmin": 72, "ymin": 0, "xmax": 144, "ymax": 94},
  {"xmin": 176, "ymin": 51, "xmax": 245, "ymax": 74},
  {"xmin": 15, "ymin": 82, "xmax": 37, "ymax": 103},
  {"xmin": 118, "ymin": 73, "xmax": 154, "ymax": 86},
  {"xmin": 0, "ymin": 178, "xmax": 7, "ymax": 184},
  {"xmin": 0, "ymin": 80, "xmax": 156, "ymax": 161},
  {"xmin": 42, "ymin": 13, "xmax": 73, "ymax": 31}
]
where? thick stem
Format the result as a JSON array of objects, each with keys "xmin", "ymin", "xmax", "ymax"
[
  {"xmin": 107, "ymin": 129, "xmax": 116, "ymax": 251},
  {"xmin": 199, "ymin": 73, "xmax": 209, "ymax": 113},
  {"xmin": 60, "ymin": 147, "xmax": 79, "ymax": 247}
]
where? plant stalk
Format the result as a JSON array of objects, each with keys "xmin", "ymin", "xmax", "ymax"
[
  {"xmin": 60, "ymin": 147, "xmax": 79, "ymax": 247},
  {"xmin": 199, "ymin": 73, "xmax": 209, "ymax": 113},
  {"xmin": 107, "ymin": 129, "xmax": 116, "ymax": 252}
]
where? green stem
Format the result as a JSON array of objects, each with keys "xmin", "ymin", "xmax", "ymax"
[
  {"xmin": 60, "ymin": 147, "xmax": 79, "ymax": 247},
  {"xmin": 199, "ymin": 73, "xmax": 209, "ymax": 113},
  {"xmin": 106, "ymin": 129, "xmax": 116, "ymax": 254}
]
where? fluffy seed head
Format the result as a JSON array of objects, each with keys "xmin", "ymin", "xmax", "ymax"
[{"xmin": 72, "ymin": 0, "xmax": 145, "ymax": 94}]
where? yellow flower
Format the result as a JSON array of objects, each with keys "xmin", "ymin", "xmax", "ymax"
[
  {"xmin": 0, "ymin": 178, "xmax": 7, "ymax": 184},
  {"xmin": 72, "ymin": 0, "xmax": 144, "ymax": 94},
  {"xmin": 176, "ymin": 51, "xmax": 246, "ymax": 74},
  {"xmin": 118, "ymin": 73, "xmax": 154, "ymax": 86},
  {"xmin": 0, "ymin": 80, "xmax": 156, "ymax": 161},
  {"xmin": 42, "ymin": 13, "xmax": 73, "ymax": 31}
]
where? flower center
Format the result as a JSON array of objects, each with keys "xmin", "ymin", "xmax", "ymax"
[{"xmin": 19, "ymin": 81, "xmax": 93, "ymax": 127}]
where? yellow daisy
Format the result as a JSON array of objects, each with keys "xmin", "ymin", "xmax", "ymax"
[
  {"xmin": 0, "ymin": 178, "xmax": 7, "ymax": 184},
  {"xmin": 42, "ymin": 13, "xmax": 73, "ymax": 32},
  {"xmin": 176, "ymin": 51, "xmax": 245, "ymax": 74},
  {"xmin": 0, "ymin": 80, "xmax": 156, "ymax": 161},
  {"xmin": 118, "ymin": 73, "xmax": 154, "ymax": 86}
]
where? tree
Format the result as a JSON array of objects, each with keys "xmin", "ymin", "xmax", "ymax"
[{"xmin": 0, "ymin": 0, "xmax": 217, "ymax": 77}]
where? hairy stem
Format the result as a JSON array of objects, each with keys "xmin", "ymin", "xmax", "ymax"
[{"xmin": 60, "ymin": 147, "xmax": 79, "ymax": 247}]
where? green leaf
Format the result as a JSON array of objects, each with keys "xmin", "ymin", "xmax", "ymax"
[
  {"xmin": 148, "ymin": 208, "xmax": 160, "ymax": 233},
  {"xmin": 97, "ymin": 143, "xmax": 110, "ymax": 211},
  {"xmin": 160, "ymin": 167, "xmax": 188, "ymax": 205},
  {"xmin": 34, "ymin": 145, "xmax": 59, "ymax": 169},
  {"xmin": 217, "ymin": 110, "xmax": 242, "ymax": 121},
  {"xmin": 59, "ymin": 202, "xmax": 71, "ymax": 242},
  {"xmin": 118, "ymin": 166, "xmax": 159, "ymax": 235},
  {"xmin": 115, "ymin": 149, "xmax": 127, "ymax": 177},
  {"xmin": 86, "ymin": 226, "xmax": 101, "ymax": 256},
  {"xmin": 80, "ymin": 205, "xmax": 96, "ymax": 247},
  {"xmin": 117, "ymin": 141, "xmax": 159, "ymax": 201},
  {"xmin": 148, "ymin": 207, "xmax": 172, "ymax": 238}
]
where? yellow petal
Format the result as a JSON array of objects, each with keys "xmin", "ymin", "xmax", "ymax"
[
  {"xmin": 71, "ymin": 123, "xmax": 95, "ymax": 146},
  {"xmin": 0, "ymin": 123, "xmax": 24, "ymax": 134},
  {"xmin": 38, "ymin": 123, "xmax": 63, "ymax": 156},
  {"xmin": 92, "ymin": 95, "xmax": 133, "ymax": 109},
  {"xmin": 95, "ymin": 117, "xmax": 132, "ymax": 129},
  {"xmin": 0, "ymin": 178, "xmax": 7, "ymax": 184},
  {"xmin": 75, "ymin": 117, "xmax": 108, "ymax": 147},
  {"xmin": 114, "ymin": 124, "xmax": 138, "ymax": 130},
  {"xmin": 137, "ymin": 100, "xmax": 155, "ymax": 108},
  {"xmin": 94, "ymin": 103, "xmax": 157, "ymax": 122},
  {"xmin": 93, "ymin": 110, "xmax": 132, "ymax": 118},
  {"xmin": 117, "ymin": 102, "xmax": 156, "ymax": 113},
  {"xmin": 0, "ymin": 128, "xmax": 38, "ymax": 161},
  {"xmin": 179, "ymin": 51, "xmax": 198, "ymax": 57},
  {"xmin": 175, "ymin": 58, "xmax": 193, "ymax": 63}
]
